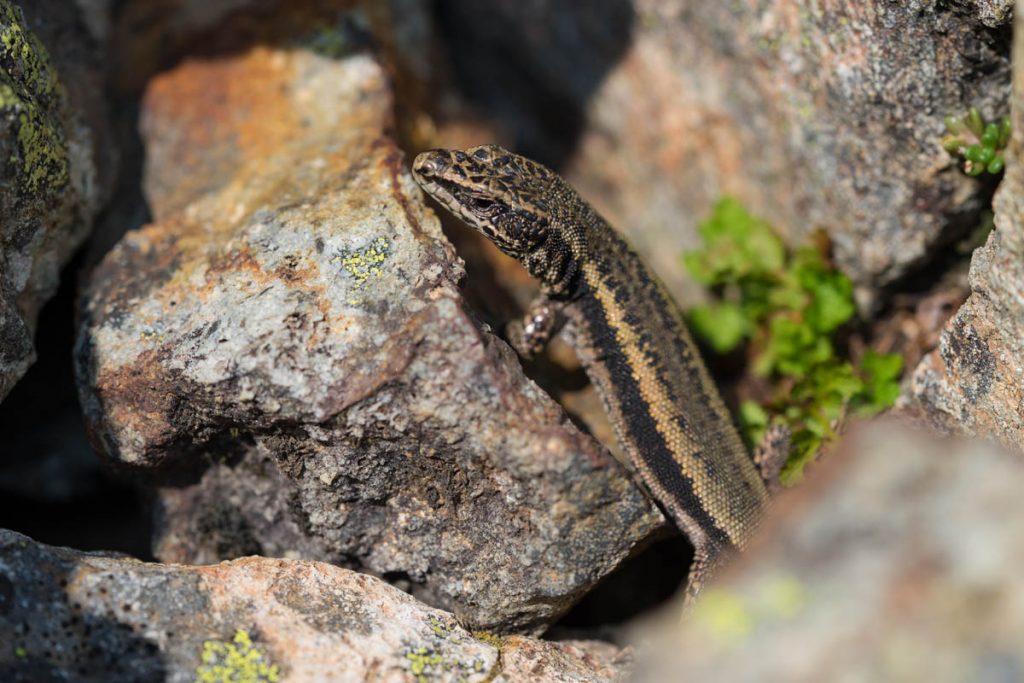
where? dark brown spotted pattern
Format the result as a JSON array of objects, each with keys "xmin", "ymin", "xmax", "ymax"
[{"xmin": 412, "ymin": 145, "xmax": 769, "ymax": 593}]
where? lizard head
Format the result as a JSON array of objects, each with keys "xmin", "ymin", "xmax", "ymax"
[{"xmin": 412, "ymin": 145, "xmax": 562, "ymax": 261}]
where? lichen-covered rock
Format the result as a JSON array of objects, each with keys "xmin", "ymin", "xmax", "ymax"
[
  {"xmin": 76, "ymin": 45, "xmax": 662, "ymax": 633},
  {"xmin": 632, "ymin": 422, "xmax": 1024, "ymax": 681},
  {"xmin": 910, "ymin": 7, "xmax": 1024, "ymax": 451},
  {"xmin": 437, "ymin": 1, "xmax": 1012, "ymax": 300},
  {"xmin": 0, "ymin": 0, "xmax": 114, "ymax": 401},
  {"xmin": 0, "ymin": 529, "xmax": 629, "ymax": 682}
]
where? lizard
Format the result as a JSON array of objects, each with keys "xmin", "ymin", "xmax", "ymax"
[{"xmin": 411, "ymin": 144, "xmax": 771, "ymax": 595}]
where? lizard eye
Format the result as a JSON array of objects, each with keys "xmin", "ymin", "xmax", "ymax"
[{"xmin": 470, "ymin": 197, "xmax": 501, "ymax": 215}]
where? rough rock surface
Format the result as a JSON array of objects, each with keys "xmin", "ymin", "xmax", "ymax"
[
  {"xmin": 76, "ymin": 45, "xmax": 662, "ymax": 633},
  {"xmin": 910, "ymin": 6, "xmax": 1024, "ymax": 451},
  {"xmin": 633, "ymin": 422, "xmax": 1024, "ymax": 681},
  {"xmin": 0, "ymin": 529, "xmax": 629, "ymax": 682},
  {"xmin": 438, "ymin": 1, "xmax": 1013, "ymax": 300},
  {"xmin": 0, "ymin": 0, "xmax": 115, "ymax": 401}
]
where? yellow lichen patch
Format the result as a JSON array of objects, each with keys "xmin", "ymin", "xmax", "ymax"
[
  {"xmin": 400, "ymin": 614, "xmax": 497, "ymax": 682},
  {"xmin": 196, "ymin": 628, "xmax": 281, "ymax": 683},
  {"xmin": 405, "ymin": 646, "xmax": 445, "ymax": 683},
  {"xmin": 0, "ymin": 1, "xmax": 69, "ymax": 194},
  {"xmin": 761, "ymin": 574, "xmax": 806, "ymax": 618},
  {"xmin": 331, "ymin": 236, "xmax": 391, "ymax": 305},
  {"xmin": 690, "ymin": 588, "xmax": 754, "ymax": 645}
]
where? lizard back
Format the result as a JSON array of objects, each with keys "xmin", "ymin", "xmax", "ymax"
[{"xmin": 412, "ymin": 144, "xmax": 769, "ymax": 576}]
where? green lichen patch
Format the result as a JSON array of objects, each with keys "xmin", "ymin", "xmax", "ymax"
[
  {"xmin": 0, "ymin": 1, "xmax": 69, "ymax": 195},
  {"xmin": 332, "ymin": 235, "xmax": 392, "ymax": 305},
  {"xmin": 196, "ymin": 629, "xmax": 281, "ymax": 683}
]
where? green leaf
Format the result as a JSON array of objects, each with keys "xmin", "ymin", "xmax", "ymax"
[
  {"xmin": 942, "ymin": 137, "xmax": 965, "ymax": 154},
  {"xmin": 688, "ymin": 197, "xmax": 786, "ymax": 284},
  {"xmin": 861, "ymin": 350, "xmax": 903, "ymax": 381},
  {"xmin": 805, "ymin": 275, "xmax": 855, "ymax": 333},
  {"xmin": 740, "ymin": 400, "xmax": 769, "ymax": 428},
  {"xmin": 999, "ymin": 116, "xmax": 1013, "ymax": 147},
  {"xmin": 981, "ymin": 122, "xmax": 1000, "ymax": 147},
  {"xmin": 779, "ymin": 429, "xmax": 822, "ymax": 485},
  {"xmin": 966, "ymin": 107, "xmax": 985, "ymax": 137},
  {"xmin": 688, "ymin": 302, "xmax": 750, "ymax": 353},
  {"xmin": 739, "ymin": 400, "xmax": 769, "ymax": 448},
  {"xmin": 853, "ymin": 350, "xmax": 903, "ymax": 414},
  {"xmin": 987, "ymin": 155, "xmax": 1005, "ymax": 175}
]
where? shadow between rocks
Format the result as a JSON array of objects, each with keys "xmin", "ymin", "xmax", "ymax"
[
  {"xmin": 433, "ymin": 0, "xmax": 636, "ymax": 168},
  {"xmin": 0, "ymin": 540, "xmax": 167, "ymax": 682}
]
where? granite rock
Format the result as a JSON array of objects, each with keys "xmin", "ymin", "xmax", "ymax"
[
  {"xmin": 436, "ymin": 0, "xmax": 1013, "ymax": 301},
  {"xmin": 76, "ymin": 44, "xmax": 662, "ymax": 633},
  {"xmin": 0, "ymin": 0, "xmax": 115, "ymax": 401},
  {"xmin": 910, "ymin": 6, "xmax": 1024, "ymax": 451},
  {"xmin": 634, "ymin": 421, "xmax": 1024, "ymax": 681},
  {"xmin": 0, "ymin": 529, "xmax": 629, "ymax": 682}
]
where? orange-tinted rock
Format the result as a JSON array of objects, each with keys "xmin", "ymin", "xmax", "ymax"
[
  {"xmin": 76, "ymin": 44, "xmax": 661, "ymax": 632},
  {"xmin": 0, "ymin": 529, "xmax": 629, "ymax": 682}
]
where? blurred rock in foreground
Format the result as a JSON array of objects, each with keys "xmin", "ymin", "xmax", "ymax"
[
  {"xmin": 911, "ymin": 6, "xmax": 1024, "ymax": 450},
  {"xmin": 633, "ymin": 421, "xmax": 1024, "ymax": 682},
  {"xmin": 76, "ymin": 36, "xmax": 661, "ymax": 633},
  {"xmin": 0, "ymin": 529, "xmax": 628, "ymax": 682},
  {"xmin": 0, "ymin": 0, "xmax": 115, "ymax": 401}
]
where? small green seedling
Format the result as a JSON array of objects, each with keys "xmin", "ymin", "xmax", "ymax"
[
  {"xmin": 942, "ymin": 107, "xmax": 1012, "ymax": 176},
  {"xmin": 684, "ymin": 198, "xmax": 903, "ymax": 484}
]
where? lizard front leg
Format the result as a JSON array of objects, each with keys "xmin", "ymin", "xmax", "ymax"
[{"xmin": 506, "ymin": 294, "xmax": 565, "ymax": 358}]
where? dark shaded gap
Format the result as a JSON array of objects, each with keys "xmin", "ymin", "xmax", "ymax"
[
  {"xmin": 0, "ymin": 251, "xmax": 154, "ymax": 561},
  {"xmin": 551, "ymin": 536, "xmax": 690, "ymax": 640},
  {"xmin": 433, "ymin": 0, "xmax": 636, "ymax": 169}
]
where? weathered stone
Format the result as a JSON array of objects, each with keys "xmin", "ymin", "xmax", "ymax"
[
  {"xmin": 0, "ymin": 0, "xmax": 115, "ymax": 401},
  {"xmin": 437, "ymin": 1, "xmax": 1012, "ymax": 301},
  {"xmin": 632, "ymin": 422, "xmax": 1024, "ymax": 680},
  {"xmin": 76, "ymin": 45, "xmax": 662, "ymax": 633},
  {"xmin": 0, "ymin": 529, "xmax": 629, "ymax": 682},
  {"xmin": 910, "ymin": 7, "xmax": 1024, "ymax": 451}
]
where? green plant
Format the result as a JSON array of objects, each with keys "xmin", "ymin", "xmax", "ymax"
[
  {"xmin": 684, "ymin": 198, "xmax": 903, "ymax": 484},
  {"xmin": 942, "ymin": 107, "xmax": 1011, "ymax": 176}
]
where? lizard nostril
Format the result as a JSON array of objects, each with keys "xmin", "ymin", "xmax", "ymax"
[{"xmin": 413, "ymin": 151, "xmax": 450, "ymax": 177}]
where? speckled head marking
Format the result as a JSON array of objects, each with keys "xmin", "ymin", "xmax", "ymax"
[{"xmin": 412, "ymin": 145, "xmax": 582, "ymax": 295}]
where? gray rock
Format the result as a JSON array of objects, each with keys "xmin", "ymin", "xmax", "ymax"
[
  {"xmin": 632, "ymin": 421, "xmax": 1024, "ymax": 681},
  {"xmin": 0, "ymin": 0, "xmax": 115, "ymax": 401},
  {"xmin": 438, "ymin": 1, "xmax": 1012, "ymax": 299},
  {"xmin": 76, "ymin": 45, "xmax": 662, "ymax": 633},
  {"xmin": 0, "ymin": 529, "xmax": 629, "ymax": 682},
  {"xmin": 910, "ymin": 7, "xmax": 1024, "ymax": 451}
]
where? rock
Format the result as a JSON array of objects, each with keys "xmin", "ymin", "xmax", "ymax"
[
  {"xmin": 0, "ymin": 529, "xmax": 630, "ymax": 682},
  {"xmin": 632, "ymin": 421, "xmax": 1024, "ymax": 681},
  {"xmin": 0, "ymin": 0, "xmax": 115, "ymax": 402},
  {"xmin": 436, "ymin": 1, "xmax": 1012, "ymax": 300},
  {"xmin": 76, "ymin": 43, "xmax": 662, "ymax": 633},
  {"xmin": 910, "ymin": 7, "xmax": 1024, "ymax": 451}
]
